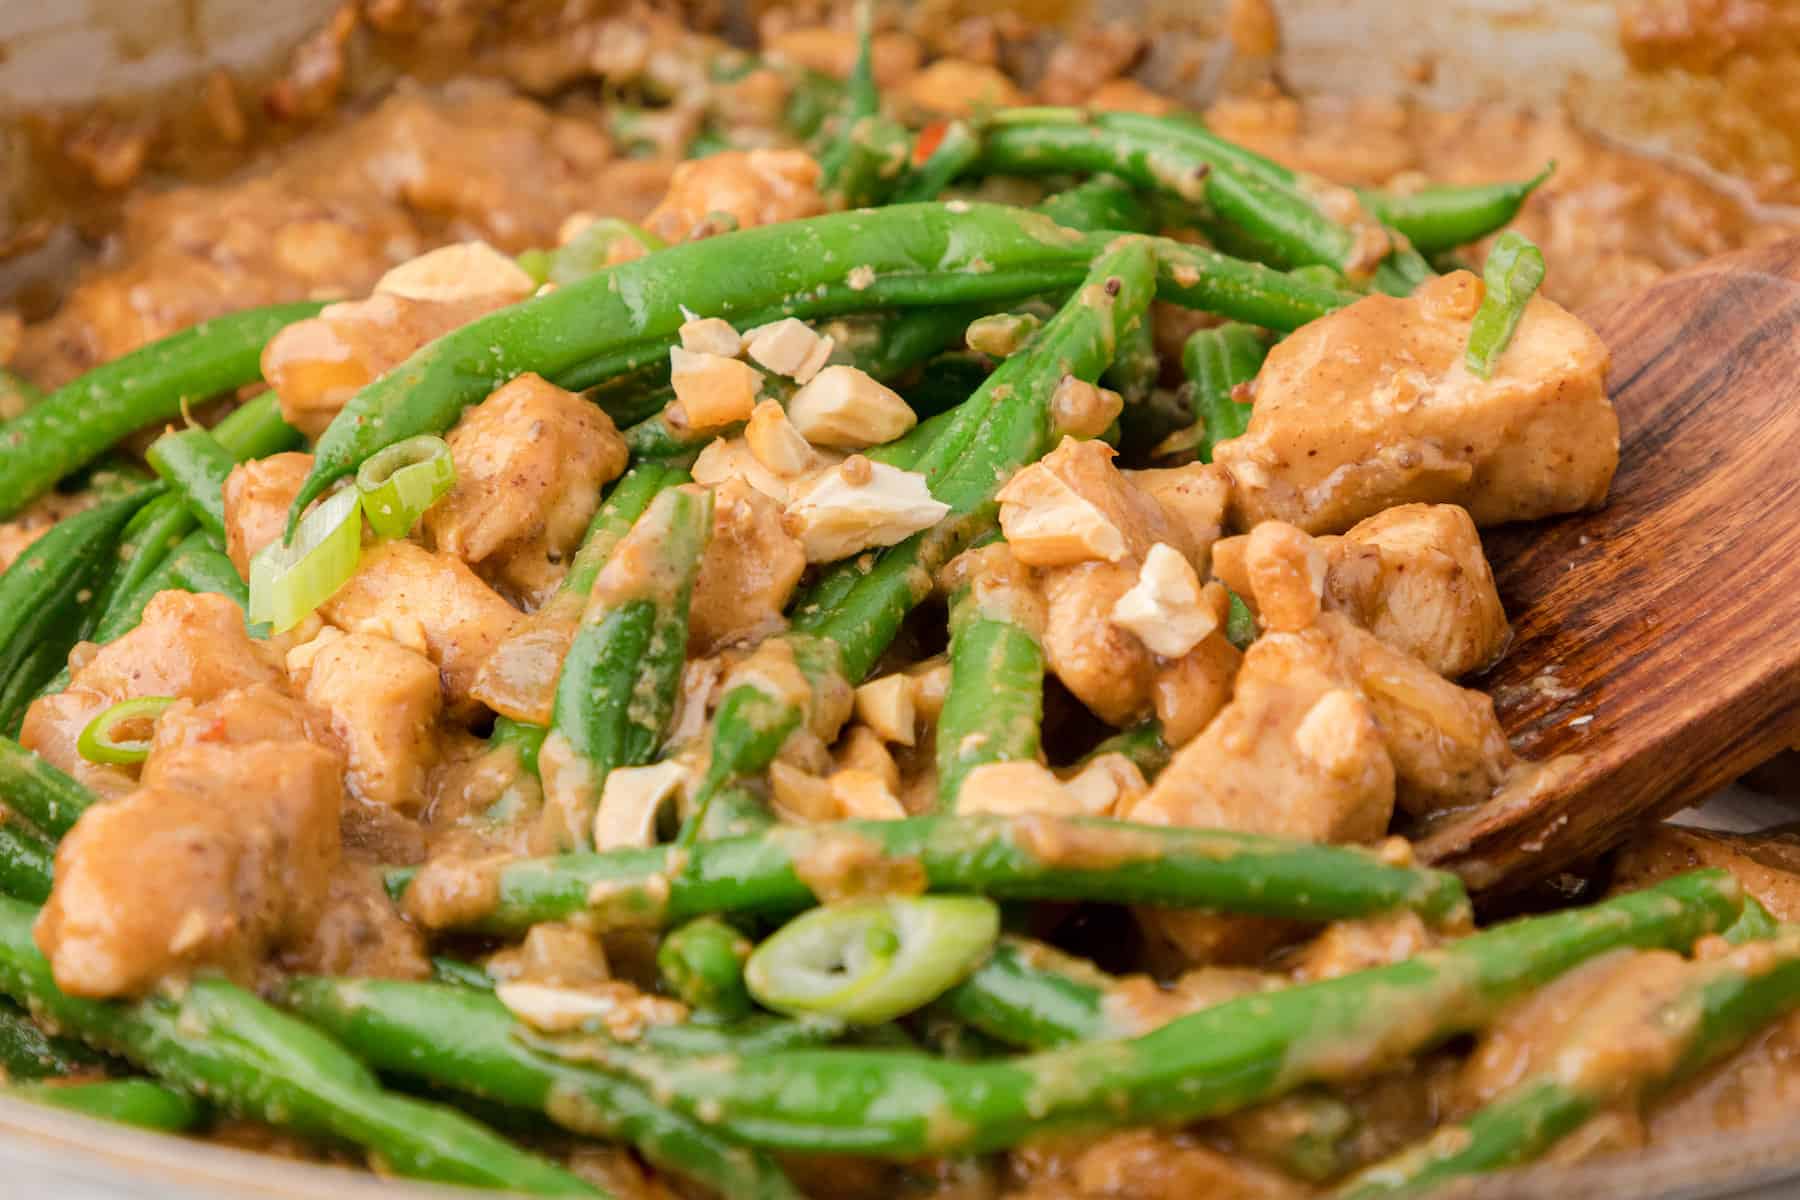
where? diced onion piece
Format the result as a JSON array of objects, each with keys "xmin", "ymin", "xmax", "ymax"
[
  {"xmin": 77, "ymin": 696, "xmax": 177, "ymax": 766},
  {"xmin": 356, "ymin": 434, "xmax": 456, "ymax": 539},
  {"xmin": 249, "ymin": 487, "xmax": 364, "ymax": 634}
]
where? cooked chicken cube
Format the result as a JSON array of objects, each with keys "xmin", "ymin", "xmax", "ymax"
[
  {"xmin": 1128, "ymin": 628, "xmax": 1395, "ymax": 845},
  {"xmin": 320, "ymin": 540, "xmax": 521, "ymax": 713},
  {"xmin": 222, "ymin": 451, "xmax": 313, "ymax": 577},
  {"xmin": 20, "ymin": 591, "xmax": 282, "ymax": 793},
  {"xmin": 642, "ymin": 148, "xmax": 824, "ymax": 244},
  {"xmin": 1126, "ymin": 463, "xmax": 1233, "ymax": 574},
  {"xmin": 688, "ymin": 477, "xmax": 806, "ymax": 655},
  {"xmin": 1214, "ymin": 271, "xmax": 1616, "ymax": 533},
  {"xmin": 289, "ymin": 628, "xmax": 442, "ymax": 814},
  {"xmin": 902, "ymin": 59, "xmax": 1027, "ymax": 115},
  {"xmin": 37, "ymin": 689, "xmax": 344, "ymax": 998},
  {"xmin": 261, "ymin": 291, "xmax": 515, "ymax": 438},
  {"xmin": 1322, "ymin": 503, "xmax": 1511, "ymax": 678},
  {"xmin": 1040, "ymin": 561, "xmax": 1158, "ymax": 724},
  {"xmin": 1151, "ymin": 622, "xmax": 1243, "ymax": 747},
  {"xmin": 422, "ymin": 372, "xmax": 628, "ymax": 605}
]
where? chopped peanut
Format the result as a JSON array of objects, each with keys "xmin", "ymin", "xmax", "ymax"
[
  {"xmin": 783, "ymin": 460, "xmax": 949, "ymax": 562},
  {"xmin": 375, "ymin": 241, "xmax": 535, "ymax": 305},
  {"xmin": 678, "ymin": 314, "xmax": 742, "ymax": 358},
  {"xmin": 770, "ymin": 759, "xmax": 835, "ymax": 822},
  {"xmin": 853, "ymin": 674, "xmax": 917, "ymax": 746},
  {"xmin": 1050, "ymin": 375, "xmax": 1124, "ymax": 439},
  {"xmin": 1060, "ymin": 753, "xmax": 1149, "ymax": 817},
  {"xmin": 594, "ymin": 761, "xmax": 688, "ymax": 851},
  {"xmin": 908, "ymin": 659, "xmax": 952, "ymax": 722},
  {"xmin": 745, "ymin": 400, "xmax": 817, "ymax": 477},
  {"xmin": 1111, "ymin": 543, "xmax": 1218, "ymax": 658},
  {"xmin": 745, "ymin": 318, "xmax": 833, "ymax": 383},
  {"xmin": 785, "ymin": 365, "xmax": 917, "ymax": 448},
  {"xmin": 829, "ymin": 768, "xmax": 908, "ymax": 821},
  {"xmin": 669, "ymin": 347, "xmax": 761, "ymax": 431},
  {"xmin": 836, "ymin": 725, "xmax": 901, "ymax": 793}
]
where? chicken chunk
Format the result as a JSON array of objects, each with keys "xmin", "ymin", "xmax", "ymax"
[
  {"xmin": 422, "ymin": 373, "xmax": 628, "ymax": 606},
  {"xmin": 1217, "ymin": 505, "xmax": 1511, "ymax": 679},
  {"xmin": 1321, "ymin": 503, "xmax": 1511, "ymax": 678},
  {"xmin": 641, "ymin": 149, "xmax": 824, "ymax": 245},
  {"xmin": 1041, "ymin": 561, "xmax": 1158, "ymax": 724},
  {"xmin": 1128, "ymin": 629, "xmax": 1395, "ymax": 845},
  {"xmin": 320, "ymin": 540, "xmax": 520, "ymax": 714},
  {"xmin": 20, "ymin": 591, "xmax": 282, "ymax": 794},
  {"xmin": 688, "ymin": 478, "xmax": 806, "ymax": 655},
  {"xmin": 1214, "ymin": 271, "xmax": 1616, "ymax": 533},
  {"xmin": 261, "ymin": 291, "xmax": 515, "ymax": 438},
  {"xmin": 1126, "ymin": 463, "xmax": 1233, "ymax": 576},
  {"xmin": 222, "ymin": 451, "xmax": 312, "ymax": 577},
  {"xmin": 289, "ymin": 629, "xmax": 442, "ymax": 814},
  {"xmin": 37, "ymin": 688, "xmax": 343, "ymax": 998}
]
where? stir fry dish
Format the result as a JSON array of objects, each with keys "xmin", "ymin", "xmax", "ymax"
[{"xmin": 2, "ymin": 5, "xmax": 1799, "ymax": 1198}]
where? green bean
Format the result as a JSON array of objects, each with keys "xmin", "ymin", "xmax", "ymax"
[
  {"xmin": 0, "ymin": 898, "xmax": 600, "ymax": 1195},
  {"xmin": 541, "ymin": 485, "xmax": 711, "ymax": 847},
  {"xmin": 145, "ymin": 426, "xmax": 236, "ymax": 540},
  {"xmin": 1359, "ymin": 164, "xmax": 1553, "ymax": 256},
  {"xmin": 290, "ymin": 204, "xmax": 1351, "ymax": 526},
  {"xmin": 6, "ymin": 1078, "xmax": 201, "ymax": 1133},
  {"xmin": 430, "ymin": 956, "xmax": 495, "ymax": 991},
  {"xmin": 746, "ymin": 895, "xmax": 1000, "ymax": 1024},
  {"xmin": 658, "ymin": 917, "xmax": 755, "ymax": 1019},
  {"xmin": 892, "ymin": 120, "xmax": 981, "ymax": 204},
  {"xmin": 1182, "ymin": 322, "xmax": 1270, "ymax": 462},
  {"xmin": 0, "ymin": 821, "xmax": 53, "ymax": 904},
  {"xmin": 937, "ymin": 563, "xmax": 1046, "ymax": 809},
  {"xmin": 681, "ymin": 240, "xmax": 1160, "ymax": 841},
  {"xmin": 0, "ymin": 738, "xmax": 96, "ymax": 841},
  {"xmin": 817, "ymin": 0, "xmax": 880, "ymax": 201},
  {"xmin": 1725, "ymin": 896, "xmax": 1781, "ymax": 945},
  {"xmin": 935, "ymin": 937, "xmax": 1122, "ymax": 1048},
  {"xmin": 1466, "ymin": 230, "xmax": 1546, "ymax": 378},
  {"xmin": 0, "ymin": 996, "xmax": 111, "ymax": 1080},
  {"xmin": 167, "ymin": 535, "xmax": 251, "ymax": 612},
  {"xmin": 1225, "ymin": 588, "xmax": 1258, "ymax": 650},
  {"xmin": 1337, "ymin": 924, "xmax": 1800, "ymax": 1197},
  {"xmin": 562, "ymin": 871, "xmax": 1740, "ymax": 1157},
  {"xmin": 833, "ymin": 115, "xmax": 912, "ymax": 210},
  {"xmin": 280, "ymin": 977, "xmax": 804, "ymax": 1200},
  {"xmin": 1078, "ymin": 721, "xmax": 1172, "ymax": 780},
  {"xmin": 0, "ymin": 301, "xmax": 323, "ymax": 519},
  {"xmin": 208, "ymin": 390, "xmax": 303, "ymax": 460},
  {"xmin": 0, "ymin": 489, "xmax": 155, "ymax": 732},
  {"xmin": 391, "ymin": 812, "xmax": 1469, "ymax": 937}
]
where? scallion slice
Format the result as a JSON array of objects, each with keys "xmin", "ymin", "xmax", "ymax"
[
  {"xmin": 249, "ymin": 486, "xmax": 363, "ymax": 633},
  {"xmin": 77, "ymin": 696, "xmax": 176, "ymax": 765},
  {"xmin": 355, "ymin": 435, "xmax": 455, "ymax": 539},
  {"xmin": 745, "ymin": 895, "xmax": 999, "ymax": 1024}
]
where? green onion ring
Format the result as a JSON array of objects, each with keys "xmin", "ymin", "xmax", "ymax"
[
  {"xmin": 355, "ymin": 434, "xmax": 455, "ymax": 539},
  {"xmin": 745, "ymin": 895, "xmax": 1000, "ymax": 1024},
  {"xmin": 249, "ymin": 486, "xmax": 363, "ymax": 634},
  {"xmin": 77, "ymin": 696, "xmax": 177, "ymax": 765}
]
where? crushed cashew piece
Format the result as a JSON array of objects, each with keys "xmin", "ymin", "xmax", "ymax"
[
  {"xmin": 745, "ymin": 318, "xmax": 834, "ymax": 383},
  {"xmin": 375, "ymin": 241, "xmax": 535, "ymax": 304},
  {"xmin": 1060, "ymin": 752, "xmax": 1148, "ymax": 817},
  {"xmin": 745, "ymin": 400, "xmax": 816, "ymax": 478},
  {"xmin": 853, "ymin": 674, "xmax": 917, "ymax": 746},
  {"xmin": 770, "ymin": 760, "xmax": 836, "ymax": 822},
  {"xmin": 1110, "ymin": 542, "xmax": 1218, "ymax": 658},
  {"xmin": 679, "ymin": 314, "xmax": 743, "ymax": 358},
  {"xmin": 829, "ymin": 768, "xmax": 908, "ymax": 820},
  {"xmin": 784, "ymin": 460, "xmax": 948, "ymax": 561},
  {"xmin": 693, "ymin": 436, "xmax": 792, "ymax": 504},
  {"xmin": 669, "ymin": 347, "xmax": 761, "ymax": 431},
  {"xmin": 997, "ymin": 459, "xmax": 1128, "ymax": 566},
  {"xmin": 786, "ymin": 365, "xmax": 917, "ymax": 448}
]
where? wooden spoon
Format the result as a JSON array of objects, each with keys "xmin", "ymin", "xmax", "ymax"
[{"xmin": 1417, "ymin": 238, "xmax": 1800, "ymax": 893}]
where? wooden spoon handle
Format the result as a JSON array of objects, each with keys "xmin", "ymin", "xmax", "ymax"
[{"xmin": 1418, "ymin": 239, "xmax": 1800, "ymax": 892}]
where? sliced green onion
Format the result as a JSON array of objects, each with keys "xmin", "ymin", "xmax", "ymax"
[
  {"xmin": 355, "ymin": 435, "xmax": 455, "ymax": 539},
  {"xmin": 745, "ymin": 895, "xmax": 999, "ymax": 1024},
  {"xmin": 249, "ymin": 487, "xmax": 363, "ymax": 634},
  {"xmin": 1465, "ymin": 230, "xmax": 1547, "ymax": 379},
  {"xmin": 77, "ymin": 696, "xmax": 176, "ymax": 765}
]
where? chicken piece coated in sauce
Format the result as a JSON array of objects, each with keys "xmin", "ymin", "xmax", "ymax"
[
  {"xmin": 688, "ymin": 477, "xmax": 806, "ymax": 655},
  {"xmin": 20, "ymin": 590, "xmax": 283, "ymax": 797},
  {"xmin": 423, "ymin": 372, "xmax": 629, "ymax": 606},
  {"xmin": 36, "ymin": 686, "xmax": 344, "ymax": 998},
  {"xmin": 222, "ymin": 450, "xmax": 313, "ymax": 577},
  {"xmin": 261, "ymin": 291, "xmax": 520, "ymax": 439},
  {"xmin": 288, "ymin": 627, "xmax": 443, "ymax": 815},
  {"xmin": 641, "ymin": 148, "xmax": 824, "ymax": 244},
  {"xmin": 1214, "ymin": 271, "xmax": 1616, "ymax": 534},
  {"xmin": 1612, "ymin": 824, "xmax": 1800, "ymax": 920},
  {"xmin": 319, "ymin": 539, "xmax": 520, "ymax": 714}
]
